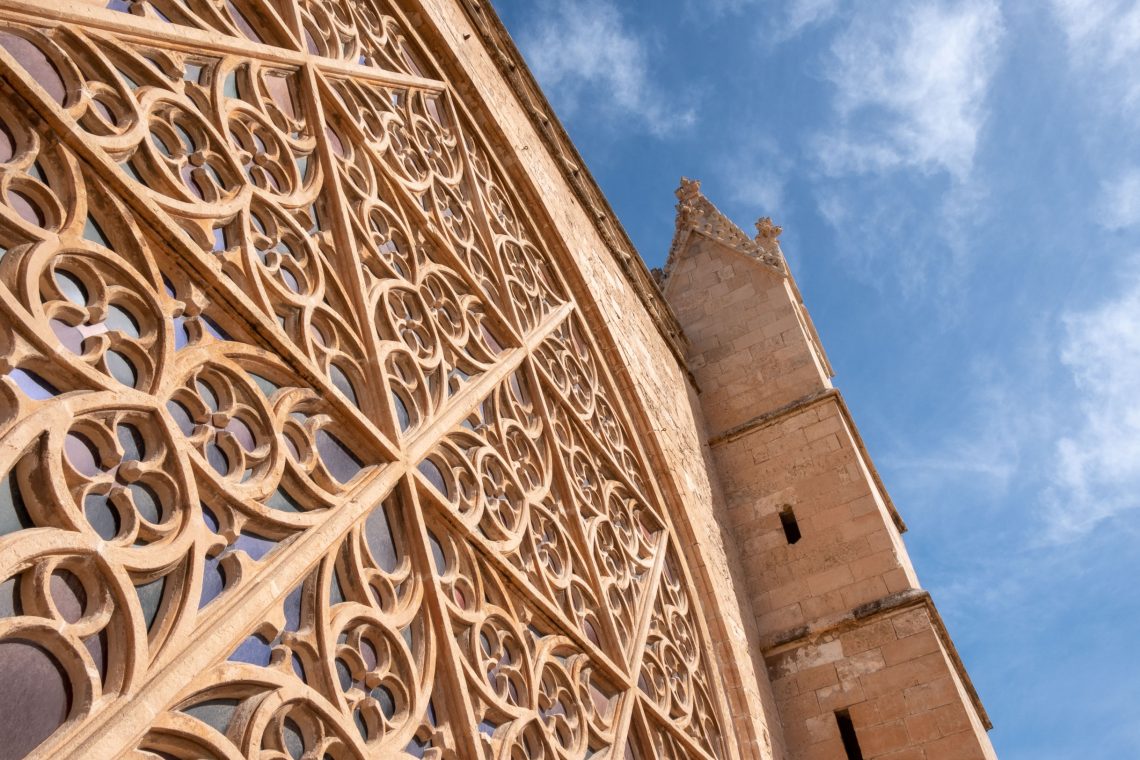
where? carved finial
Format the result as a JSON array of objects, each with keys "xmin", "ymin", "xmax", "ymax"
[
  {"xmin": 676, "ymin": 177, "xmax": 702, "ymax": 202},
  {"xmin": 664, "ymin": 179, "xmax": 787, "ymax": 279},
  {"xmin": 755, "ymin": 216, "xmax": 782, "ymax": 242}
]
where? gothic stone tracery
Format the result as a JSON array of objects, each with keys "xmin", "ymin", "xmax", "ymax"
[{"xmin": 0, "ymin": 1, "xmax": 736, "ymax": 758}]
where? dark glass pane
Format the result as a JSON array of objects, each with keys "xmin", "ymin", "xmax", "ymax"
[
  {"xmin": 229, "ymin": 633, "xmax": 272, "ymax": 667},
  {"xmin": 0, "ymin": 469, "xmax": 32, "ymax": 536},
  {"xmin": 248, "ymin": 372, "xmax": 279, "ymax": 397},
  {"xmin": 392, "ymin": 392, "xmax": 411, "ymax": 432},
  {"xmin": 54, "ymin": 271, "xmax": 88, "ymax": 305},
  {"xmin": 316, "ymin": 430, "xmax": 363, "ymax": 484},
  {"xmin": 82, "ymin": 216, "xmax": 109, "ymax": 248},
  {"xmin": 8, "ymin": 189, "xmax": 45, "ymax": 227},
  {"xmin": 224, "ymin": 417, "xmax": 255, "ymax": 451},
  {"xmin": 106, "ymin": 305, "xmax": 140, "ymax": 338},
  {"xmin": 0, "ymin": 120, "xmax": 13, "ymax": 164},
  {"xmin": 136, "ymin": 576, "xmax": 165, "ymax": 632},
  {"xmin": 365, "ymin": 501, "xmax": 399, "ymax": 573},
  {"xmin": 334, "ymin": 658, "xmax": 351, "ymax": 691},
  {"xmin": 84, "ymin": 494, "xmax": 120, "ymax": 540},
  {"xmin": 49, "ymin": 571, "xmax": 86, "ymax": 623},
  {"xmin": 283, "ymin": 718, "xmax": 305, "ymax": 760},
  {"xmin": 206, "ymin": 442, "xmax": 229, "ymax": 475},
  {"xmin": 283, "ymin": 585, "xmax": 303, "ymax": 632},
  {"xmin": 129, "ymin": 483, "xmax": 161, "ymax": 524},
  {"xmin": 106, "ymin": 350, "xmax": 138, "ymax": 387},
  {"xmin": 201, "ymin": 316, "xmax": 230, "ymax": 341},
  {"xmin": 183, "ymin": 698, "xmax": 240, "ymax": 735},
  {"xmin": 329, "ymin": 364, "xmax": 358, "ymax": 407},
  {"xmin": 117, "ymin": 423, "xmax": 146, "ymax": 462},
  {"xmin": 360, "ymin": 638, "xmax": 377, "ymax": 670},
  {"xmin": 49, "ymin": 319, "xmax": 84, "ymax": 354},
  {"xmin": 201, "ymin": 504, "xmax": 220, "ymax": 533},
  {"xmin": 427, "ymin": 532, "xmax": 446, "ymax": 575},
  {"xmin": 0, "ymin": 576, "xmax": 22, "ymax": 618},
  {"xmin": 83, "ymin": 630, "xmax": 107, "ymax": 684},
  {"xmin": 65, "ymin": 432, "xmax": 101, "ymax": 476},
  {"xmin": 195, "ymin": 379, "xmax": 219, "ymax": 412},
  {"xmin": 0, "ymin": 639, "xmax": 71, "ymax": 757},
  {"xmin": 199, "ymin": 556, "xmax": 226, "ymax": 608},
  {"xmin": 279, "ymin": 266, "xmax": 300, "ymax": 293},
  {"xmin": 418, "ymin": 459, "xmax": 448, "ymax": 498},
  {"xmin": 329, "ymin": 568, "xmax": 346, "ymax": 606},
  {"xmin": 372, "ymin": 685, "xmax": 396, "ymax": 719},
  {"xmin": 267, "ymin": 487, "xmax": 304, "ymax": 513},
  {"xmin": 0, "ymin": 31, "xmax": 65, "ymax": 103},
  {"xmin": 166, "ymin": 400, "xmax": 196, "ymax": 435},
  {"xmin": 224, "ymin": 1, "xmax": 263, "ymax": 43},
  {"xmin": 233, "ymin": 532, "xmax": 276, "ymax": 561}
]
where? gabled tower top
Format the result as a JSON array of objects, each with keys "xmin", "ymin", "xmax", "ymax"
[{"xmin": 664, "ymin": 178, "xmax": 786, "ymax": 283}]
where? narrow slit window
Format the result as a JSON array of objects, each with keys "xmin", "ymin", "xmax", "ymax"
[
  {"xmin": 835, "ymin": 709, "xmax": 864, "ymax": 760},
  {"xmin": 779, "ymin": 506, "xmax": 801, "ymax": 544}
]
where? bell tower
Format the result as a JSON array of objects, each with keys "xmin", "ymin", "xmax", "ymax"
[{"xmin": 660, "ymin": 179, "xmax": 996, "ymax": 760}]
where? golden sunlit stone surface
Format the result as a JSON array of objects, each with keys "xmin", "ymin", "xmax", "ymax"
[{"xmin": 0, "ymin": 1, "xmax": 992, "ymax": 758}]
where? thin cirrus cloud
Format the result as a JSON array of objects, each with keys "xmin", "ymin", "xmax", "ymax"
[
  {"xmin": 1046, "ymin": 1, "xmax": 1140, "ymax": 540},
  {"xmin": 1051, "ymin": 0, "xmax": 1140, "ymax": 115},
  {"xmin": 1049, "ymin": 273, "xmax": 1140, "ymax": 540},
  {"xmin": 1098, "ymin": 168, "xmax": 1140, "ymax": 230},
  {"xmin": 514, "ymin": 0, "xmax": 695, "ymax": 138},
  {"xmin": 814, "ymin": 0, "xmax": 1004, "ymax": 181}
]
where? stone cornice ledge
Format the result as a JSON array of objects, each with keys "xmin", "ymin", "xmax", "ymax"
[
  {"xmin": 454, "ymin": 0, "xmax": 690, "ymax": 370},
  {"xmin": 708, "ymin": 388, "xmax": 907, "ymax": 535},
  {"xmin": 760, "ymin": 589, "xmax": 993, "ymax": 732}
]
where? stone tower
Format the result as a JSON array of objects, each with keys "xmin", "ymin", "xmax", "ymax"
[{"xmin": 660, "ymin": 178, "xmax": 996, "ymax": 760}]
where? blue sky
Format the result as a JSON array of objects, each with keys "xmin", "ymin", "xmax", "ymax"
[{"xmin": 492, "ymin": 0, "xmax": 1140, "ymax": 756}]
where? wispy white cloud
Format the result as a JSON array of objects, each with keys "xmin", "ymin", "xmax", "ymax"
[
  {"xmin": 699, "ymin": 0, "xmax": 841, "ymax": 38},
  {"xmin": 784, "ymin": 0, "xmax": 842, "ymax": 33},
  {"xmin": 816, "ymin": 0, "xmax": 1004, "ymax": 180},
  {"xmin": 1098, "ymin": 168, "xmax": 1140, "ymax": 230},
  {"xmin": 1047, "ymin": 271, "xmax": 1140, "ymax": 539},
  {"xmin": 716, "ymin": 135, "xmax": 790, "ymax": 220},
  {"xmin": 1051, "ymin": 0, "xmax": 1140, "ymax": 116},
  {"xmin": 516, "ymin": 0, "xmax": 695, "ymax": 138}
]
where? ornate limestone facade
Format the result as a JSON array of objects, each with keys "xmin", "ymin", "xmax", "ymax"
[{"xmin": 0, "ymin": 1, "xmax": 992, "ymax": 759}]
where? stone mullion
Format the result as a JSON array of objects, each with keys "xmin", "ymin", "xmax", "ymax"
[
  {"xmin": 0, "ymin": 0, "xmax": 446, "ymax": 92},
  {"xmin": 658, "ymin": 542, "xmax": 744, "ymax": 760},
  {"xmin": 0, "ymin": 43, "xmax": 402, "ymax": 465},
  {"xmin": 402, "ymin": 300, "xmax": 572, "ymax": 467},
  {"xmin": 627, "ymin": 696, "xmax": 718, "ymax": 760},
  {"xmin": 516, "ymin": 344, "xmax": 634, "ymax": 675},
  {"xmin": 570, "ymin": 313, "xmax": 702, "ymax": 566},
  {"xmin": 399, "ymin": 475, "xmax": 488, "ymax": 760},
  {"xmin": 297, "ymin": 62, "xmax": 405, "ymax": 441},
  {"xmin": 529, "ymin": 350, "xmax": 663, "ymax": 540},
  {"xmin": 637, "ymin": 698, "xmax": 720, "ymax": 760},
  {"xmin": 444, "ymin": 94, "xmax": 578, "ymax": 311},
  {"xmin": 46, "ymin": 462, "xmax": 405, "ymax": 759},
  {"xmin": 436, "ymin": 93, "xmax": 536, "ymax": 337},
  {"xmin": 628, "ymin": 534, "xmax": 740, "ymax": 760},
  {"xmin": 276, "ymin": 0, "xmax": 305, "ymax": 51},
  {"xmin": 411, "ymin": 465, "xmax": 631, "ymax": 688},
  {"xmin": 608, "ymin": 524, "xmax": 671, "ymax": 759},
  {"xmin": 565, "ymin": 317, "xmax": 746, "ymax": 760},
  {"xmin": 309, "ymin": 69, "xmax": 526, "ymax": 351}
]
